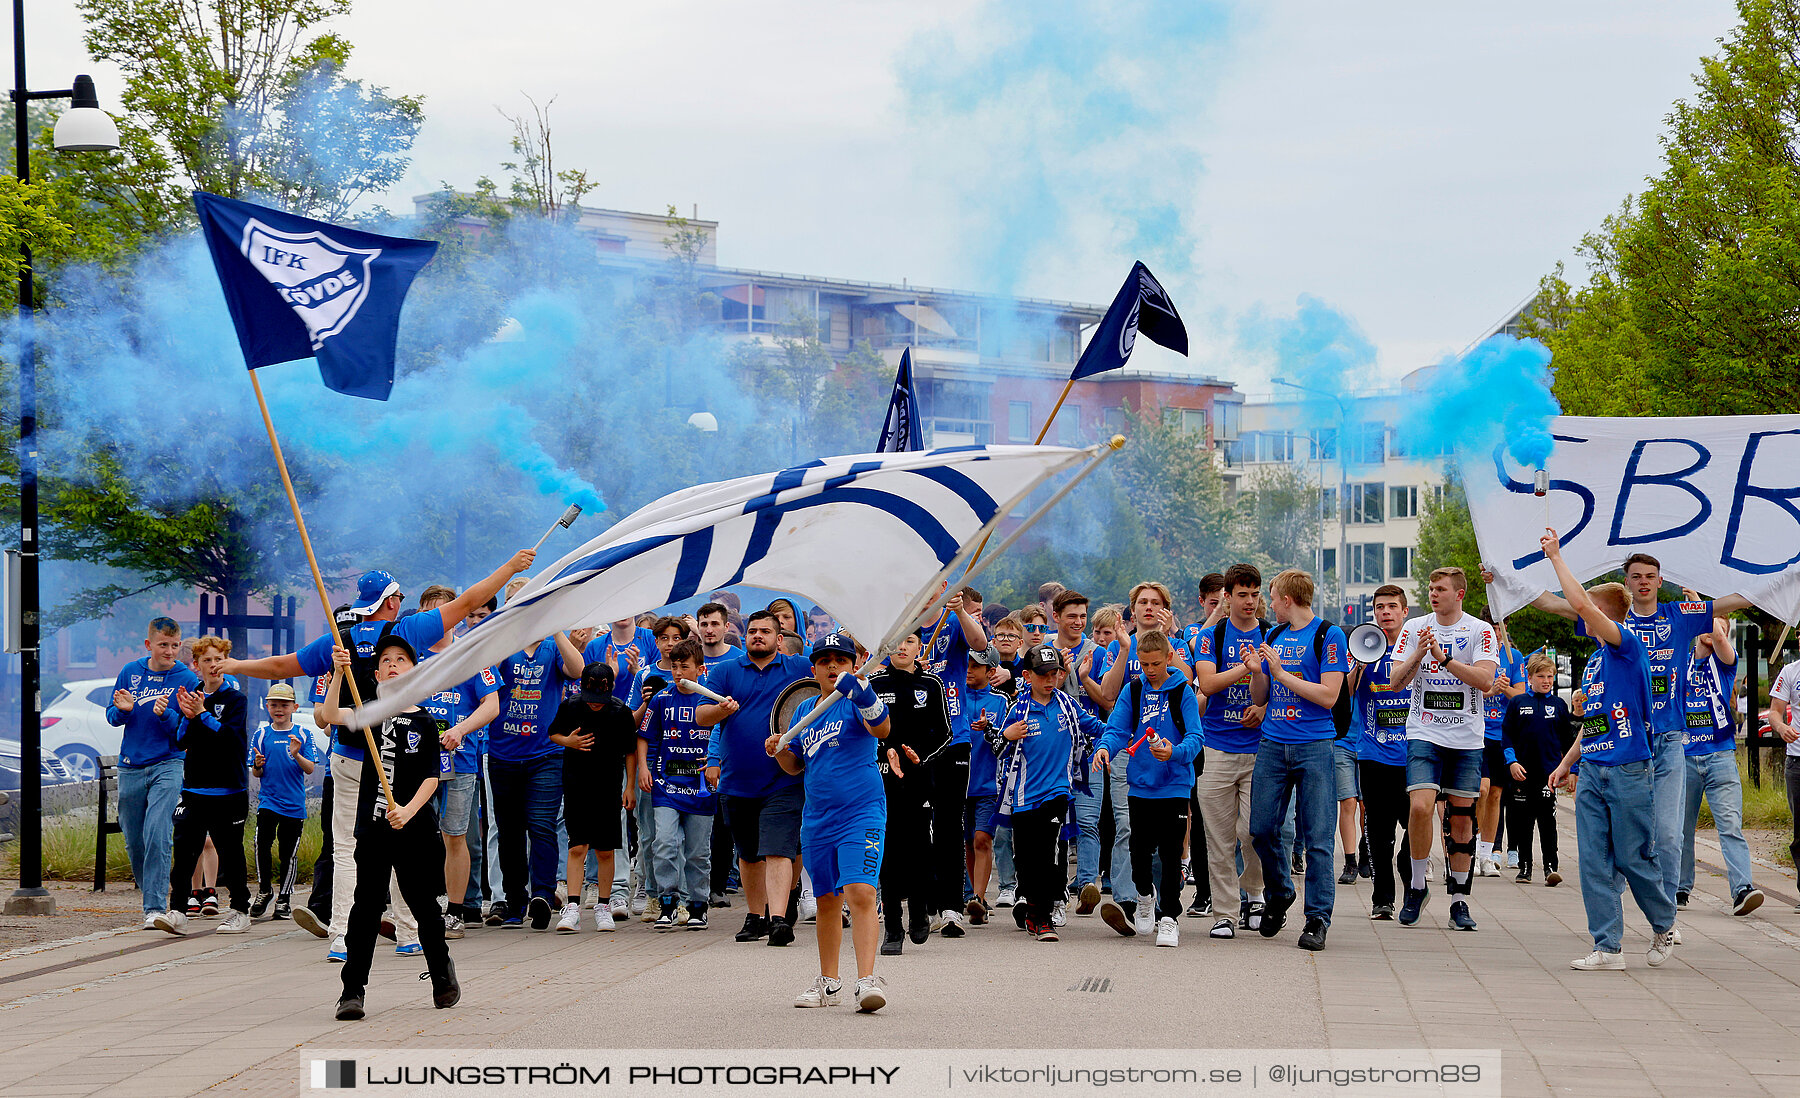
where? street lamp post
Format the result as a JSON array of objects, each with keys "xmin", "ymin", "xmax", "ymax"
[
  {"xmin": 7, "ymin": 0, "xmax": 120, "ymax": 916},
  {"xmin": 1273, "ymin": 377, "xmax": 1350, "ymax": 625}
]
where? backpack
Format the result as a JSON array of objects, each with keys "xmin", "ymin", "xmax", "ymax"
[
  {"xmin": 1126, "ymin": 677, "xmax": 1189, "ymax": 740},
  {"xmin": 1265, "ymin": 618, "xmax": 1354, "ymax": 739},
  {"xmin": 1209, "ymin": 617, "xmax": 1272, "ymax": 671}
]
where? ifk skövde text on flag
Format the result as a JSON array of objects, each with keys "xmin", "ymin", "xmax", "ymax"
[
  {"xmin": 1069, "ymin": 260, "xmax": 1188, "ymax": 380},
  {"xmin": 192, "ymin": 191, "xmax": 438, "ymax": 400},
  {"xmin": 348, "ymin": 444, "xmax": 1093, "ymax": 727},
  {"xmin": 876, "ymin": 347, "xmax": 925, "ymax": 452}
]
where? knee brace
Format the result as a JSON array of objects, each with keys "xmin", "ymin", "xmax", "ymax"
[{"xmin": 1444, "ymin": 803, "xmax": 1478, "ymax": 893}]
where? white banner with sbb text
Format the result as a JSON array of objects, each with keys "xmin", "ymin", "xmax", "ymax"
[{"xmin": 1466, "ymin": 414, "xmax": 1800, "ymax": 624}]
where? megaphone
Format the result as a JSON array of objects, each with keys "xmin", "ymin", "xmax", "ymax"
[{"xmin": 1347, "ymin": 622, "xmax": 1389, "ymax": 664}]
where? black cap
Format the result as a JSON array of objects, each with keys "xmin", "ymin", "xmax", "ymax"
[
  {"xmin": 578, "ymin": 663, "xmax": 615, "ymax": 703},
  {"xmin": 373, "ymin": 634, "xmax": 418, "ymax": 665},
  {"xmin": 1021, "ymin": 644, "xmax": 1064, "ymax": 675}
]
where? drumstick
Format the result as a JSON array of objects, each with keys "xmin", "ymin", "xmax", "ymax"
[{"xmin": 674, "ymin": 678, "xmax": 730, "ymax": 705}]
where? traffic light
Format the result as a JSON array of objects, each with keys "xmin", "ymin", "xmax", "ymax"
[{"xmin": 1344, "ymin": 602, "xmax": 1359, "ymax": 625}]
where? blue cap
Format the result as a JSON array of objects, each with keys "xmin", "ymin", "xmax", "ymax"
[
  {"xmin": 809, "ymin": 631, "xmax": 856, "ymax": 662},
  {"xmin": 347, "ymin": 570, "xmax": 402, "ymax": 617}
]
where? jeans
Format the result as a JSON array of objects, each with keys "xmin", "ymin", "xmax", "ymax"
[
  {"xmin": 651, "ymin": 806, "xmax": 713, "ymax": 907},
  {"xmin": 1682, "ymin": 750, "xmax": 1754, "ymax": 896},
  {"xmin": 1071, "ymin": 757, "xmax": 1136, "ymax": 904},
  {"xmin": 489, "ymin": 752, "xmax": 564, "ymax": 909},
  {"xmin": 994, "ymin": 825, "xmax": 1016, "ymax": 892},
  {"xmin": 1576, "ymin": 758, "xmax": 1675, "ymax": 953},
  {"xmin": 632, "ymin": 789, "xmax": 659, "ymax": 897},
  {"xmin": 1248, "ymin": 738, "xmax": 1337, "ymax": 926},
  {"xmin": 1649, "ymin": 730, "xmax": 1685, "ymax": 904},
  {"xmin": 118, "ymin": 758, "xmax": 183, "ymax": 915}
]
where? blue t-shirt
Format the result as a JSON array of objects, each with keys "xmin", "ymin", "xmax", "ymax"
[
  {"xmin": 792, "ymin": 693, "xmax": 885, "ymax": 830},
  {"xmin": 1577, "ymin": 627, "xmax": 1655, "ymax": 767},
  {"xmin": 419, "ymin": 666, "xmax": 501, "ymax": 775},
  {"xmin": 924, "ymin": 609, "xmax": 976, "ymax": 747},
  {"xmin": 1194, "ymin": 620, "xmax": 1266, "ymax": 755},
  {"xmin": 249, "ymin": 722, "xmax": 320, "ymax": 817},
  {"xmin": 297, "ymin": 612, "xmax": 448, "ymax": 762},
  {"xmin": 1103, "ymin": 633, "xmax": 1194, "ymax": 684},
  {"xmin": 1580, "ymin": 600, "xmax": 1713, "ymax": 736},
  {"xmin": 703, "ymin": 645, "xmax": 742, "ymax": 673},
  {"xmin": 1682, "ymin": 651, "xmax": 1738, "ymax": 757},
  {"xmin": 965, "ymin": 685, "xmax": 1010, "ymax": 798},
  {"xmin": 1354, "ymin": 645, "xmax": 1410, "ymax": 767},
  {"xmin": 702, "ymin": 652, "xmax": 813, "ymax": 798},
  {"xmin": 492, "ymin": 638, "xmax": 571, "ymax": 763},
  {"xmin": 583, "ymin": 628, "xmax": 662, "ymax": 706},
  {"xmin": 1484, "ymin": 647, "xmax": 1526, "ymax": 742},
  {"xmin": 105, "ymin": 657, "xmax": 203, "ymax": 768},
  {"xmin": 640, "ymin": 686, "xmax": 716, "ymax": 815},
  {"xmin": 1259, "ymin": 618, "xmax": 1349, "ymax": 746}
]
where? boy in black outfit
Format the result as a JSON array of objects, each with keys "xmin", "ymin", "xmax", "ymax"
[
  {"xmin": 154, "ymin": 635, "xmax": 252, "ymax": 935},
  {"xmin": 316, "ymin": 636, "xmax": 458, "ymax": 1020},
  {"xmin": 1499, "ymin": 653, "xmax": 1573, "ymax": 886},
  {"xmin": 551, "ymin": 664, "xmax": 640, "ymax": 933},
  {"xmin": 870, "ymin": 631, "xmax": 953, "ymax": 954}
]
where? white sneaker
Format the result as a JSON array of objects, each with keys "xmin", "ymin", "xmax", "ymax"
[
  {"xmin": 152, "ymin": 909, "xmax": 188, "ymax": 936},
  {"xmin": 1425, "ymin": 861, "xmax": 1435, "ymax": 883},
  {"xmin": 556, "ymin": 902, "xmax": 581, "ymax": 933},
  {"xmin": 216, "ymin": 910, "xmax": 251, "ymax": 934},
  {"xmin": 141, "ymin": 912, "xmax": 160, "ymax": 931},
  {"xmin": 854, "ymin": 975, "xmax": 888, "ymax": 1013},
  {"xmin": 940, "ymin": 909, "xmax": 965, "ymax": 938},
  {"xmin": 595, "ymin": 906, "xmax": 617, "ymax": 931},
  {"xmin": 581, "ymin": 882, "xmax": 600, "ymax": 910},
  {"xmin": 928, "ymin": 910, "xmax": 947, "ymax": 932},
  {"xmin": 328, "ymin": 937, "xmax": 348, "ymax": 963},
  {"xmin": 1132, "ymin": 906, "xmax": 1154, "ymax": 936},
  {"xmin": 609, "ymin": 897, "xmax": 629, "ymax": 919},
  {"xmin": 629, "ymin": 883, "xmax": 648, "ymax": 917},
  {"xmin": 1050, "ymin": 900, "xmax": 1067, "ymax": 928},
  {"xmin": 1570, "ymin": 950, "xmax": 1627, "ymax": 971},
  {"xmin": 994, "ymin": 888, "xmax": 1016, "ymax": 908},
  {"xmin": 1155, "ymin": 916, "xmax": 1179, "ymax": 947},
  {"xmin": 1648, "ymin": 929, "xmax": 1676, "ymax": 967},
  {"xmin": 1671, "ymin": 926, "xmax": 1683, "ymax": 945},
  {"xmin": 799, "ymin": 886, "xmax": 818, "ymax": 924},
  {"xmin": 794, "ymin": 976, "xmax": 841, "ymax": 1008}
]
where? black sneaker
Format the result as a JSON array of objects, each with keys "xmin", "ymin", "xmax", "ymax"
[
  {"xmin": 1448, "ymin": 900, "xmax": 1477, "ymax": 932},
  {"xmin": 335, "ymin": 993, "xmax": 365, "ymax": 1021},
  {"xmin": 431, "ymin": 957, "xmax": 461, "ymax": 1009},
  {"xmin": 1297, "ymin": 917, "xmax": 1328, "ymax": 951},
  {"xmin": 485, "ymin": 901, "xmax": 508, "ymax": 928},
  {"xmin": 1259, "ymin": 891, "xmax": 1292, "ymax": 938},
  {"xmin": 1369, "ymin": 903, "xmax": 1395, "ymax": 921},
  {"xmin": 186, "ymin": 891, "xmax": 203, "ymax": 917},
  {"xmin": 201, "ymin": 888, "xmax": 219, "ymax": 917},
  {"xmin": 736, "ymin": 913, "xmax": 770, "ymax": 942},
  {"xmin": 1515, "ymin": 867, "xmax": 1532, "ymax": 884},
  {"xmin": 1676, "ymin": 890, "xmax": 1690, "ymax": 909},
  {"xmin": 880, "ymin": 933, "xmax": 903, "ymax": 956},
  {"xmin": 1733, "ymin": 886, "xmax": 1765, "ymax": 916},
  {"xmin": 1012, "ymin": 904, "xmax": 1030, "ymax": 931},
  {"xmin": 1185, "ymin": 896, "xmax": 1212, "ymax": 919},
  {"xmin": 273, "ymin": 896, "xmax": 292, "ymax": 921},
  {"xmin": 687, "ymin": 906, "xmax": 709, "ymax": 930},
  {"xmin": 1338, "ymin": 860, "xmax": 1358, "ymax": 885},
  {"xmin": 908, "ymin": 911, "xmax": 930, "ymax": 945},
  {"xmin": 1398, "ymin": 886, "xmax": 1429, "ymax": 927},
  {"xmin": 250, "ymin": 892, "xmax": 273, "ymax": 919},
  {"xmin": 768, "ymin": 916, "xmax": 795, "ymax": 947},
  {"xmin": 528, "ymin": 896, "xmax": 552, "ymax": 930}
]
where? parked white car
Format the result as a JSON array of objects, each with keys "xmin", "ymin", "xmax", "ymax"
[{"xmin": 41, "ymin": 677, "xmax": 323, "ymax": 784}]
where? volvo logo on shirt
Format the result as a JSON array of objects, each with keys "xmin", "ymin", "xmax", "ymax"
[{"xmin": 240, "ymin": 219, "xmax": 378, "ymax": 350}]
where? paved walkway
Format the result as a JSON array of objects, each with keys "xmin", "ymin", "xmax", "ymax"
[{"xmin": 0, "ymin": 809, "xmax": 1795, "ymax": 1097}]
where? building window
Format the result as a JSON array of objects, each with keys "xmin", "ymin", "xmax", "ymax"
[
  {"xmin": 1320, "ymin": 486, "xmax": 1338, "ymax": 522},
  {"xmin": 1348, "ymin": 482, "xmax": 1385, "ymax": 524},
  {"xmin": 1389, "ymin": 546, "xmax": 1412, "ymax": 581},
  {"xmin": 1103, "ymin": 405, "xmax": 1127, "ymax": 434},
  {"xmin": 1353, "ymin": 421, "xmax": 1386, "ymax": 466},
  {"xmin": 1052, "ymin": 327, "xmax": 1077, "ymax": 365},
  {"xmin": 1349, "ymin": 543, "xmax": 1386, "ymax": 585},
  {"xmin": 1056, "ymin": 405, "xmax": 1081, "ymax": 445},
  {"xmin": 1216, "ymin": 400, "xmax": 1241, "ymax": 441},
  {"xmin": 1253, "ymin": 430, "xmax": 1301, "ymax": 463},
  {"xmin": 1320, "ymin": 547, "xmax": 1337, "ymax": 577},
  {"xmin": 66, "ymin": 620, "xmax": 98, "ymax": 668},
  {"xmin": 1389, "ymin": 485, "xmax": 1419, "ymax": 519},
  {"xmin": 1313, "ymin": 427, "xmax": 1337, "ymax": 462},
  {"xmin": 1181, "ymin": 408, "xmax": 1206, "ymax": 438},
  {"xmin": 1008, "ymin": 401, "xmax": 1032, "ymax": 442}
]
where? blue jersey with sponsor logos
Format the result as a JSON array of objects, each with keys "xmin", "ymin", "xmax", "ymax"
[
  {"xmin": 1682, "ymin": 651, "xmax": 1737, "ymax": 757},
  {"xmin": 995, "ymin": 690, "xmax": 1108, "ymax": 815},
  {"xmin": 792, "ymin": 693, "xmax": 885, "ymax": 829},
  {"xmin": 640, "ymin": 686, "xmax": 717, "ymax": 815},
  {"xmin": 492, "ymin": 638, "xmax": 570, "ymax": 763},
  {"xmin": 1581, "ymin": 601, "xmax": 1712, "ymax": 736},
  {"xmin": 106, "ymin": 657, "xmax": 203, "ymax": 768},
  {"xmin": 924, "ymin": 609, "xmax": 977, "ymax": 747},
  {"xmin": 1101, "ymin": 633, "xmax": 1193, "ymax": 684},
  {"xmin": 1260, "ymin": 618, "xmax": 1349, "ymax": 745},
  {"xmin": 248, "ymin": 721, "xmax": 320, "ymax": 817},
  {"xmin": 1195, "ymin": 620, "xmax": 1266, "ymax": 754},
  {"xmin": 418, "ymin": 666, "xmax": 501, "ymax": 775},
  {"xmin": 582, "ymin": 628, "xmax": 662, "ymax": 706},
  {"xmin": 1484, "ymin": 647, "xmax": 1526, "ymax": 742},
  {"xmin": 1577, "ymin": 627, "xmax": 1655, "ymax": 767},
  {"xmin": 1355, "ymin": 645, "xmax": 1411, "ymax": 767},
  {"xmin": 965, "ymin": 684, "xmax": 1010, "ymax": 797}
]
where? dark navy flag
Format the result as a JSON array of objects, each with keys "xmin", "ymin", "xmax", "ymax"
[
  {"xmin": 1070, "ymin": 261, "xmax": 1188, "ymax": 381},
  {"xmin": 192, "ymin": 192, "xmax": 438, "ymax": 400},
  {"xmin": 876, "ymin": 347, "xmax": 925, "ymax": 452}
]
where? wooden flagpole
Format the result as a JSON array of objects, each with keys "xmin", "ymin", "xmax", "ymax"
[
  {"xmin": 922, "ymin": 376, "xmax": 1077, "ymax": 651},
  {"xmin": 249, "ymin": 372, "xmax": 397, "ymax": 811}
]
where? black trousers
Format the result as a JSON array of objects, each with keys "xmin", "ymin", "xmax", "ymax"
[
  {"xmin": 1189, "ymin": 753, "xmax": 1210, "ymax": 903},
  {"xmin": 926, "ymin": 746, "xmax": 970, "ymax": 911},
  {"xmin": 308, "ymin": 773, "xmax": 334, "ymax": 919},
  {"xmin": 880, "ymin": 774, "xmax": 933, "ymax": 933},
  {"xmin": 710, "ymin": 813, "xmax": 733, "ymax": 896},
  {"xmin": 1507, "ymin": 779, "xmax": 1559, "ymax": 873},
  {"xmin": 255, "ymin": 808, "xmax": 305, "ymax": 896},
  {"xmin": 342, "ymin": 821, "xmax": 451, "ymax": 996},
  {"xmin": 1127, "ymin": 796, "xmax": 1187, "ymax": 920},
  {"xmin": 1358, "ymin": 760, "xmax": 1410, "ymax": 909},
  {"xmin": 1787, "ymin": 757, "xmax": 1800, "ymax": 871},
  {"xmin": 169, "ymin": 790, "xmax": 250, "ymax": 913},
  {"xmin": 1011, "ymin": 796, "xmax": 1069, "ymax": 922}
]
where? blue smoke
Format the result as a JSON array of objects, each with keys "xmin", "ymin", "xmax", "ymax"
[{"xmin": 1399, "ymin": 335, "xmax": 1560, "ymax": 467}]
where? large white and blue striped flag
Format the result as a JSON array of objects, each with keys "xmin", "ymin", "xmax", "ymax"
[{"xmin": 349, "ymin": 443, "xmax": 1093, "ymax": 726}]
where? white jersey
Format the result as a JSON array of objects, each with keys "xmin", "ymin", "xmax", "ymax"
[
  {"xmin": 1773, "ymin": 660, "xmax": 1800, "ymax": 758},
  {"xmin": 1392, "ymin": 612, "xmax": 1498, "ymax": 750}
]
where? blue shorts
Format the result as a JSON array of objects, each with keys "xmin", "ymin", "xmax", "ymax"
[
  {"xmin": 1333, "ymin": 741, "xmax": 1360, "ymax": 801},
  {"xmin": 801, "ymin": 817, "xmax": 884, "ymax": 897},
  {"xmin": 722, "ymin": 785, "xmax": 803, "ymax": 862},
  {"xmin": 964, "ymin": 793, "xmax": 1000, "ymax": 839},
  {"xmin": 1405, "ymin": 739, "xmax": 1482, "ymax": 800}
]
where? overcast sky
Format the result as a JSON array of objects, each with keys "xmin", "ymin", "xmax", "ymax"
[{"xmin": 23, "ymin": 0, "xmax": 1741, "ymax": 387}]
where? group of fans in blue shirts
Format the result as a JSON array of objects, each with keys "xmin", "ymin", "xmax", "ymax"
[{"xmin": 99, "ymin": 526, "xmax": 1771, "ymax": 1018}]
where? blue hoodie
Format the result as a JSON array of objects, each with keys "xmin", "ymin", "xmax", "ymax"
[
  {"xmin": 1096, "ymin": 666, "xmax": 1204, "ymax": 799},
  {"xmin": 106, "ymin": 657, "xmax": 202, "ymax": 768}
]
